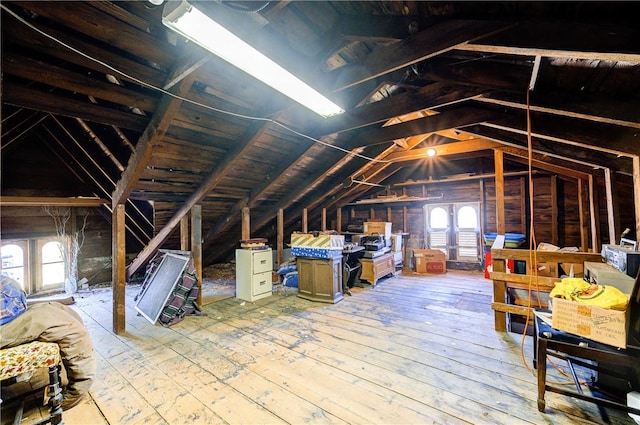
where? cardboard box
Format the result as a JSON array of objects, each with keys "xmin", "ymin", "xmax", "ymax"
[
  {"xmin": 413, "ymin": 249, "xmax": 446, "ymax": 274},
  {"xmin": 364, "ymin": 222, "xmax": 392, "ymax": 239},
  {"xmin": 290, "ymin": 233, "xmax": 344, "ymax": 249},
  {"xmin": 552, "ymin": 297, "xmax": 628, "ymax": 348}
]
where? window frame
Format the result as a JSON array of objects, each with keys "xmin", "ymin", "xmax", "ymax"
[
  {"xmin": 0, "ymin": 240, "xmax": 30, "ymax": 292},
  {"xmin": 1, "ymin": 237, "xmax": 68, "ymax": 295}
]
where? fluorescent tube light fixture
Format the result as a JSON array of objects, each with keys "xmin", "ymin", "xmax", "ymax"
[{"xmin": 162, "ymin": 1, "xmax": 345, "ymax": 118}]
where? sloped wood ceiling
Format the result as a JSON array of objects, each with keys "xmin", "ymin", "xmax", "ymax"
[{"xmin": 2, "ymin": 1, "xmax": 639, "ymax": 272}]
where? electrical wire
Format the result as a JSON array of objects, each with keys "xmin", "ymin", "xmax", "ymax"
[
  {"xmin": 0, "ymin": 3, "xmax": 390, "ymax": 164},
  {"xmin": 515, "ymin": 63, "xmax": 588, "ymax": 390}
]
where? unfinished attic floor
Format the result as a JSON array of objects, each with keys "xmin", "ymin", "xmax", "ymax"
[{"xmin": 4, "ymin": 270, "xmax": 636, "ymax": 425}]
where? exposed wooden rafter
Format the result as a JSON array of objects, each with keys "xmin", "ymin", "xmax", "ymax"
[{"xmin": 0, "ymin": 196, "xmax": 107, "ymax": 207}]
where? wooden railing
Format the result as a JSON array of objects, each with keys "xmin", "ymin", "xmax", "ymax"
[{"xmin": 489, "ymin": 235, "xmax": 603, "ymax": 331}]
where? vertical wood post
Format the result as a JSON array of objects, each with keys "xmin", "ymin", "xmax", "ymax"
[
  {"xmin": 402, "ymin": 188, "xmax": 408, "ymax": 233},
  {"xmin": 191, "ymin": 205, "xmax": 202, "ymax": 307},
  {"xmin": 180, "ymin": 214, "xmax": 189, "ymax": 251},
  {"xmin": 403, "ymin": 206, "xmax": 408, "ymax": 233},
  {"xmin": 336, "ymin": 208, "xmax": 342, "ymax": 233},
  {"xmin": 302, "ymin": 208, "xmax": 308, "ymax": 233},
  {"xmin": 479, "ymin": 179, "xmax": 486, "ymax": 252},
  {"xmin": 588, "ymin": 175, "xmax": 598, "ymax": 252},
  {"xmin": 387, "ymin": 206, "xmax": 392, "ymax": 223},
  {"xmin": 491, "ymin": 235, "xmax": 507, "ymax": 332},
  {"xmin": 494, "ymin": 150, "xmax": 505, "ymax": 234},
  {"xmin": 112, "ymin": 204, "xmax": 126, "ymax": 335},
  {"xmin": 551, "ymin": 175, "xmax": 558, "ymax": 245},
  {"xmin": 634, "ymin": 156, "xmax": 640, "ymax": 243},
  {"xmin": 519, "ymin": 177, "xmax": 526, "ymax": 235},
  {"xmin": 277, "ymin": 208, "xmax": 284, "ymax": 267},
  {"xmin": 578, "ymin": 179, "xmax": 589, "ymax": 251},
  {"xmin": 241, "ymin": 207, "xmax": 250, "ymax": 240},
  {"xmin": 322, "ymin": 208, "xmax": 327, "ymax": 231},
  {"xmin": 604, "ymin": 168, "xmax": 616, "ymax": 244}
]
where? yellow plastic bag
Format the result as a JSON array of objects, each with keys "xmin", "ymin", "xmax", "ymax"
[
  {"xmin": 549, "ymin": 278, "xmax": 590, "ymax": 300},
  {"xmin": 550, "ymin": 277, "xmax": 629, "ymax": 310}
]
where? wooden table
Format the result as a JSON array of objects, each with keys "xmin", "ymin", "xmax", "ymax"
[{"xmin": 534, "ymin": 313, "xmax": 640, "ymax": 415}]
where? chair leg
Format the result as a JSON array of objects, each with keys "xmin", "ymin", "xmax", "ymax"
[
  {"xmin": 41, "ymin": 365, "xmax": 63, "ymax": 425},
  {"xmin": 27, "ymin": 365, "xmax": 64, "ymax": 425},
  {"xmin": 537, "ymin": 338, "xmax": 548, "ymax": 412},
  {"xmin": 13, "ymin": 400, "xmax": 24, "ymax": 425}
]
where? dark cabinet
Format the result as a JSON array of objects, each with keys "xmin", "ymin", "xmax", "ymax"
[{"xmin": 296, "ymin": 256, "xmax": 343, "ymax": 303}]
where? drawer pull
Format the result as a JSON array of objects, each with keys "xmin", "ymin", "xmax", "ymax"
[
  {"xmin": 259, "ymin": 280, "xmax": 266, "ymax": 285},
  {"xmin": 259, "ymin": 260, "xmax": 267, "ymax": 264}
]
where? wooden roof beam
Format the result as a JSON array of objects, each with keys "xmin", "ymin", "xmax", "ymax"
[
  {"xmin": 2, "ymin": 53, "xmax": 159, "ymax": 113},
  {"xmin": 457, "ymin": 43, "xmax": 640, "ymax": 63},
  {"xmin": 384, "ymin": 139, "xmax": 503, "ymax": 163},
  {"xmin": 494, "ymin": 145, "xmax": 593, "ymax": 180},
  {"xmin": 476, "ymin": 93, "xmax": 640, "ymax": 130},
  {"xmin": 112, "ymin": 73, "xmax": 196, "ymax": 207},
  {"xmin": 126, "ymin": 120, "xmax": 273, "ymax": 277},
  {"xmin": 417, "ymin": 56, "xmax": 532, "ymax": 92},
  {"xmin": 456, "ymin": 20, "xmax": 640, "ymax": 62},
  {"xmin": 319, "ymin": 82, "xmax": 488, "ymax": 136},
  {"xmin": 3, "ymin": 84, "xmax": 149, "ymax": 132},
  {"xmin": 0, "ymin": 197, "xmax": 107, "ymax": 207},
  {"xmin": 480, "ymin": 113, "xmax": 640, "ymax": 157},
  {"xmin": 325, "ymin": 20, "xmax": 513, "ymax": 91},
  {"xmin": 461, "ymin": 126, "xmax": 632, "ymax": 175},
  {"xmin": 314, "ymin": 164, "xmax": 406, "ymax": 219},
  {"xmin": 1, "ymin": 8, "xmax": 167, "ymax": 87},
  {"xmin": 350, "ymin": 105, "xmax": 500, "ymax": 148},
  {"xmin": 11, "ymin": 1, "xmax": 175, "ymax": 67}
]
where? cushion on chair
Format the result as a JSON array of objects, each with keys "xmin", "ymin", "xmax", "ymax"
[{"xmin": 0, "ymin": 341, "xmax": 60, "ymax": 381}]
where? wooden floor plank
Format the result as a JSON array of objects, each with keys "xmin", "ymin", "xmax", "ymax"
[
  {"xmin": 191, "ymin": 321, "xmax": 469, "ymax": 424},
  {"xmin": 208, "ymin": 295, "xmax": 594, "ymax": 424}
]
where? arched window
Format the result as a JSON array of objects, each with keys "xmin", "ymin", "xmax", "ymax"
[
  {"xmin": 42, "ymin": 241, "xmax": 65, "ymax": 287},
  {"xmin": 425, "ymin": 205, "xmax": 449, "ymax": 255},
  {"xmin": 455, "ymin": 204, "xmax": 480, "ymax": 260},
  {"xmin": 1, "ymin": 244, "xmax": 25, "ymax": 288},
  {"xmin": 425, "ymin": 203, "xmax": 480, "ymax": 262},
  {"xmin": 457, "ymin": 206, "xmax": 478, "ymax": 230},
  {"xmin": 429, "ymin": 207, "xmax": 448, "ymax": 229}
]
